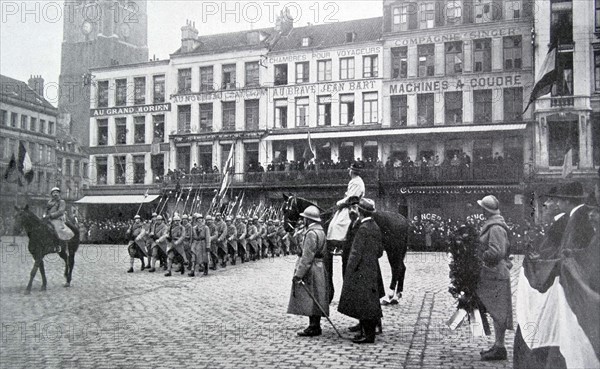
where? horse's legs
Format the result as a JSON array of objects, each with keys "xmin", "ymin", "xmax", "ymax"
[
  {"xmin": 25, "ymin": 260, "xmax": 39, "ymax": 294},
  {"xmin": 38, "ymin": 259, "xmax": 47, "ymax": 291},
  {"xmin": 65, "ymin": 245, "xmax": 75, "ymax": 287}
]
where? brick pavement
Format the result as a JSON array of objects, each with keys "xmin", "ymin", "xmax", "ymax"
[{"xmin": 0, "ymin": 237, "xmax": 522, "ymax": 369}]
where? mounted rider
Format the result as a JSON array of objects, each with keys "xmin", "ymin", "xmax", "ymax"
[
  {"xmin": 44, "ymin": 187, "xmax": 75, "ymax": 252},
  {"xmin": 326, "ymin": 162, "xmax": 365, "ymax": 243}
]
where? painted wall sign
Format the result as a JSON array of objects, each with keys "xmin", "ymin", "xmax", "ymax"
[
  {"xmin": 271, "ymin": 79, "xmax": 379, "ymax": 98},
  {"xmin": 392, "ymin": 28, "xmax": 518, "ymax": 46},
  {"xmin": 389, "ymin": 75, "xmax": 522, "ymax": 94},
  {"xmin": 268, "ymin": 46, "xmax": 382, "ymax": 64},
  {"xmin": 91, "ymin": 103, "xmax": 171, "ymax": 117}
]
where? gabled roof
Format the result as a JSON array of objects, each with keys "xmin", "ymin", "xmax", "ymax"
[
  {"xmin": 0, "ymin": 74, "xmax": 56, "ymax": 112},
  {"xmin": 172, "ymin": 27, "xmax": 275, "ymax": 56},
  {"xmin": 271, "ymin": 17, "xmax": 383, "ymax": 53}
]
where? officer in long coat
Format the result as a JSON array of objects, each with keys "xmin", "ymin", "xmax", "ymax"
[
  {"xmin": 225, "ymin": 216, "xmax": 238, "ymax": 265},
  {"xmin": 126, "ymin": 215, "xmax": 147, "ymax": 273},
  {"xmin": 287, "ymin": 206, "xmax": 329, "ymax": 337},
  {"xmin": 165, "ymin": 214, "xmax": 186, "ymax": 277},
  {"xmin": 148, "ymin": 215, "xmax": 168, "ymax": 272},
  {"xmin": 189, "ymin": 213, "xmax": 210, "ymax": 277},
  {"xmin": 338, "ymin": 198, "xmax": 384, "ymax": 344},
  {"xmin": 206, "ymin": 215, "xmax": 219, "ymax": 270},
  {"xmin": 266, "ymin": 220, "xmax": 278, "ymax": 258},
  {"xmin": 247, "ymin": 217, "xmax": 259, "ymax": 261},
  {"xmin": 258, "ymin": 219, "xmax": 268, "ymax": 258},
  {"xmin": 235, "ymin": 215, "xmax": 247, "ymax": 263},
  {"xmin": 214, "ymin": 213, "xmax": 228, "ymax": 267},
  {"xmin": 182, "ymin": 214, "xmax": 193, "ymax": 270}
]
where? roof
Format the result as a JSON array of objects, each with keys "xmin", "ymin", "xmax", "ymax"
[
  {"xmin": 0, "ymin": 74, "xmax": 56, "ymax": 112},
  {"xmin": 172, "ymin": 27, "xmax": 275, "ymax": 56},
  {"xmin": 270, "ymin": 17, "xmax": 383, "ymax": 53}
]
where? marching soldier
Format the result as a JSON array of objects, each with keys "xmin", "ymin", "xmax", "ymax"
[
  {"xmin": 225, "ymin": 216, "xmax": 238, "ymax": 265},
  {"xmin": 247, "ymin": 216, "xmax": 259, "ymax": 261},
  {"xmin": 165, "ymin": 214, "xmax": 186, "ymax": 277},
  {"xmin": 148, "ymin": 215, "xmax": 168, "ymax": 273},
  {"xmin": 277, "ymin": 220, "xmax": 289, "ymax": 256},
  {"xmin": 266, "ymin": 220, "xmax": 278, "ymax": 258},
  {"xmin": 44, "ymin": 187, "xmax": 75, "ymax": 252},
  {"xmin": 206, "ymin": 215, "xmax": 219, "ymax": 270},
  {"xmin": 182, "ymin": 214, "xmax": 193, "ymax": 271},
  {"xmin": 235, "ymin": 215, "xmax": 247, "ymax": 263},
  {"xmin": 258, "ymin": 218, "xmax": 268, "ymax": 258},
  {"xmin": 189, "ymin": 213, "xmax": 210, "ymax": 277},
  {"xmin": 214, "ymin": 213, "xmax": 228, "ymax": 267},
  {"xmin": 126, "ymin": 215, "xmax": 147, "ymax": 273}
]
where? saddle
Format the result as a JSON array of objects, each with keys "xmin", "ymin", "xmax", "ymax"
[{"xmin": 46, "ymin": 219, "xmax": 75, "ymax": 241}]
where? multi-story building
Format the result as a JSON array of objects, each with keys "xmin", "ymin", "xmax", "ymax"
[
  {"xmin": 530, "ymin": 0, "xmax": 599, "ymax": 208},
  {"xmin": 0, "ymin": 75, "xmax": 58, "ymax": 218},
  {"xmin": 379, "ymin": 0, "xmax": 535, "ymax": 220}
]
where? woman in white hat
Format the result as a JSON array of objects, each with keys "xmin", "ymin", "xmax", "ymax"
[
  {"xmin": 287, "ymin": 206, "xmax": 329, "ymax": 337},
  {"xmin": 476, "ymin": 195, "xmax": 513, "ymax": 361}
]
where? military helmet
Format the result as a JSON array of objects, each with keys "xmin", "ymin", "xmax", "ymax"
[
  {"xmin": 134, "ymin": 215, "xmax": 141, "ymax": 220},
  {"xmin": 182, "ymin": 214, "xmax": 189, "ymax": 220},
  {"xmin": 173, "ymin": 215, "xmax": 181, "ymax": 221},
  {"xmin": 50, "ymin": 187, "xmax": 61, "ymax": 194}
]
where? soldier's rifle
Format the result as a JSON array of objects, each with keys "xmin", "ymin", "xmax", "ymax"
[
  {"xmin": 182, "ymin": 186, "xmax": 193, "ymax": 215},
  {"xmin": 134, "ymin": 189, "xmax": 150, "ymax": 217},
  {"xmin": 236, "ymin": 191, "xmax": 245, "ymax": 217},
  {"xmin": 158, "ymin": 191, "xmax": 172, "ymax": 215},
  {"xmin": 173, "ymin": 188, "xmax": 184, "ymax": 214}
]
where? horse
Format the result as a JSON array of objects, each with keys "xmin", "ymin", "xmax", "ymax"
[
  {"xmin": 282, "ymin": 194, "xmax": 409, "ymax": 303},
  {"xmin": 13, "ymin": 205, "xmax": 80, "ymax": 294}
]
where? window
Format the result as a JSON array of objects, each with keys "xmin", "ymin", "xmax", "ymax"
[
  {"xmin": 97, "ymin": 120, "xmax": 108, "ymax": 146},
  {"xmin": 391, "ymin": 47, "xmax": 408, "ymax": 79},
  {"xmin": 96, "ymin": 157, "xmax": 107, "ymax": 184},
  {"xmin": 363, "ymin": 92, "xmax": 378, "ymax": 124},
  {"xmin": 245, "ymin": 62, "xmax": 260, "ymax": 88},
  {"xmin": 363, "ymin": 55, "xmax": 378, "ymax": 78},
  {"xmin": 419, "ymin": 2, "xmax": 435, "ymax": 29},
  {"xmin": 21, "ymin": 115, "xmax": 27, "ymax": 129},
  {"xmin": 474, "ymin": 89, "xmax": 493, "ymax": 122},
  {"xmin": 504, "ymin": 87, "xmax": 523, "ymax": 121},
  {"xmin": 418, "ymin": 44, "xmax": 435, "ymax": 77},
  {"xmin": 548, "ymin": 120, "xmax": 579, "ymax": 166},
  {"xmin": 222, "ymin": 101, "xmax": 236, "ymax": 131},
  {"xmin": 275, "ymin": 100, "xmax": 288, "ymax": 128},
  {"xmin": 505, "ymin": 0, "xmax": 521, "ymax": 20},
  {"xmin": 551, "ymin": 6, "xmax": 572, "ymax": 44},
  {"xmin": 302, "ymin": 37, "xmax": 311, "ymax": 47},
  {"xmin": 200, "ymin": 66, "xmax": 214, "ymax": 92},
  {"xmin": 503, "ymin": 36, "xmax": 522, "ymax": 70},
  {"xmin": 0, "ymin": 110, "xmax": 6, "ymax": 125},
  {"xmin": 597, "ymin": 0, "xmax": 600, "ymax": 31},
  {"xmin": 178, "ymin": 105, "xmax": 191, "ymax": 133},
  {"xmin": 133, "ymin": 155, "xmax": 145, "ymax": 184},
  {"xmin": 445, "ymin": 42, "xmax": 463, "ymax": 75},
  {"xmin": 199, "ymin": 103, "xmax": 213, "ymax": 132},
  {"xmin": 473, "ymin": 38, "xmax": 491, "ymax": 72},
  {"xmin": 340, "ymin": 94, "xmax": 355, "ymax": 125},
  {"xmin": 445, "ymin": 91, "xmax": 463, "ymax": 124},
  {"xmin": 83, "ymin": 162, "xmax": 88, "ymax": 178},
  {"xmin": 245, "ymin": 100, "xmax": 259, "ymax": 130},
  {"xmin": 446, "ymin": 1, "xmax": 463, "ymax": 24},
  {"xmin": 275, "ymin": 64, "xmax": 288, "ymax": 86},
  {"xmin": 552, "ymin": 51, "xmax": 573, "ymax": 96},
  {"xmin": 30, "ymin": 117, "xmax": 37, "ymax": 131},
  {"xmin": 153, "ymin": 75, "xmax": 165, "ymax": 103},
  {"xmin": 134, "ymin": 116, "xmax": 145, "ymax": 144},
  {"xmin": 10, "ymin": 112, "xmax": 17, "ymax": 127},
  {"xmin": 417, "ymin": 93, "xmax": 434, "ymax": 126},
  {"xmin": 178, "ymin": 68, "xmax": 192, "ymax": 93},
  {"xmin": 153, "ymin": 115, "xmax": 164, "ymax": 143},
  {"xmin": 134, "ymin": 77, "xmax": 145, "ymax": 105},
  {"xmin": 339, "ymin": 57, "xmax": 355, "ymax": 80},
  {"xmin": 115, "ymin": 118, "xmax": 127, "ymax": 144},
  {"xmin": 222, "ymin": 64, "xmax": 237, "ymax": 90},
  {"xmin": 198, "ymin": 145, "xmax": 212, "ymax": 171},
  {"xmin": 152, "ymin": 154, "xmax": 164, "ymax": 180},
  {"xmin": 392, "ymin": 4, "xmax": 410, "ymax": 31},
  {"xmin": 38, "ymin": 143, "xmax": 43, "ymax": 163},
  {"xmin": 473, "ymin": 139, "xmax": 493, "ymax": 164},
  {"xmin": 317, "ymin": 60, "xmax": 332, "ymax": 81},
  {"xmin": 390, "ymin": 95, "xmax": 407, "ymax": 127},
  {"xmin": 38, "ymin": 119, "xmax": 45, "ymax": 133},
  {"xmin": 65, "ymin": 159, "xmax": 72, "ymax": 176},
  {"xmin": 595, "ymin": 51, "xmax": 600, "ymax": 91},
  {"xmin": 0, "ymin": 138, "xmax": 4, "ymax": 159},
  {"xmin": 48, "ymin": 121, "xmax": 54, "ymax": 135},
  {"xmin": 345, "ymin": 32, "xmax": 356, "ymax": 43},
  {"xmin": 475, "ymin": 0, "xmax": 493, "ymax": 23},
  {"xmin": 97, "ymin": 81, "xmax": 109, "ymax": 107},
  {"xmin": 296, "ymin": 62, "xmax": 310, "ymax": 83},
  {"xmin": 114, "ymin": 156, "xmax": 126, "ymax": 184},
  {"xmin": 296, "ymin": 98, "xmax": 309, "ymax": 127},
  {"xmin": 74, "ymin": 160, "xmax": 80, "ymax": 176},
  {"xmin": 115, "ymin": 79, "xmax": 127, "ymax": 106},
  {"xmin": 317, "ymin": 96, "xmax": 332, "ymax": 126}
]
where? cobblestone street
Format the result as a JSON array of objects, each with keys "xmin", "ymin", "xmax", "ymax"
[{"xmin": 0, "ymin": 237, "xmax": 522, "ymax": 369}]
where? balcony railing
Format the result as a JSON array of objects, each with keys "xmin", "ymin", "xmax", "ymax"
[{"xmin": 550, "ymin": 96, "xmax": 574, "ymax": 107}]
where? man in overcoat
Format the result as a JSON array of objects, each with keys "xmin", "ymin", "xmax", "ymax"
[
  {"xmin": 214, "ymin": 213, "xmax": 228, "ymax": 267},
  {"xmin": 189, "ymin": 213, "xmax": 210, "ymax": 277},
  {"xmin": 148, "ymin": 215, "xmax": 168, "ymax": 273},
  {"xmin": 247, "ymin": 217, "xmax": 259, "ymax": 261},
  {"xmin": 206, "ymin": 215, "xmax": 219, "ymax": 270},
  {"xmin": 287, "ymin": 206, "xmax": 329, "ymax": 337},
  {"xmin": 126, "ymin": 214, "xmax": 147, "ymax": 273},
  {"xmin": 338, "ymin": 198, "xmax": 384, "ymax": 344},
  {"xmin": 165, "ymin": 214, "xmax": 186, "ymax": 277},
  {"xmin": 235, "ymin": 215, "xmax": 247, "ymax": 263},
  {"xmin": 225, "ymin": 216, "xmax": 238, "ymax": 265}
]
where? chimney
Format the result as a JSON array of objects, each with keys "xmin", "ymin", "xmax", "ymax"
[
  {"xmin": 181, "ymin": 20, "xmax": 200, "ymax": 53},
  {"xmin": 28, "ymin": 75, "xmax": 44, "ymax": 97},
  {"xmin": 275, "ymin": 8, "xmax": 293, "ymax": 36}
]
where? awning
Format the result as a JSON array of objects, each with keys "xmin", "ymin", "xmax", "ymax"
[
  {"xmin": 264, "ymin": 123, "xmax": 527, "ymax": 141},
  {"xmin": 75, "ymin": 195, "xmax": 159, "ymax": 204}
]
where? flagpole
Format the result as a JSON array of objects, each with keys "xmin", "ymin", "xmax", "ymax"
[{"xmin": 134, "ymin": 189, "xmax": 149, "ymax": 217}]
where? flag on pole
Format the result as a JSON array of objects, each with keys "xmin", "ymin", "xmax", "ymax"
[
  {"xmin": 523, "ymin": 44, "xmax": 557, "ymax": 113},
  {"xmin": 218, "ymin": 144, "xmax": 235, "ymax": 199},
  {"xmin": 561, "ymin": 148, "xmax": 573, "ymax": 178},
  {"xmin": 303, "ymin": 131, "xmax": 316, "ymax": 162},
  {"xmin": 4, "ymin": 142, "xmax": 34, "ymax": 186}
]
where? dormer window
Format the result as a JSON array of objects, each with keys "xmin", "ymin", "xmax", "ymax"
[
  {"xmin": 302, "ymin": 37, "xmax": 311, "ymax": 47},
  {"xmin": 346, "ymin": 32, "xmax": 356, "ymax": 43}
]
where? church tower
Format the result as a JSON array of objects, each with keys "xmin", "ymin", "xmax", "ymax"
[{"xmin": 58, "ymin": 0, "xmax": 149, "ymax": 147}]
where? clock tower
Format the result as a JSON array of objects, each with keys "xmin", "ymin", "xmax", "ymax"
[{"xmin": 58, "ymin": 0, "xmax": 149, "ymax": 147}]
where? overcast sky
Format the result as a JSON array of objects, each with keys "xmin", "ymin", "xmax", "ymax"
[{"xmin": 0, "ymin": 0, "xmax": 382, "ymax": 104}]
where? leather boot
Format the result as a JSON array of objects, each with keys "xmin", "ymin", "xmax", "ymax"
[{"xmin": 203, "ymin": 263, "xmax": 208, "ymax": 276}]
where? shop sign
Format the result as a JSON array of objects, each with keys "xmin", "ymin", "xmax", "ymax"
[
  {"xmin": 91, "ymin": 103, "xmax": 171, "ymax": 117},
  {"xmin": 392, "ymin": 27, "xmax": 518, "ymax": 46},
  {"xmin": 272, "ymin": 80, "xmax": 378, "ymax": 98},
  {"xmin": 173, "ymin": 131, "xmax": 265, "ymax": 143},
  {"xmin": 172, "ymin": 89, "xmax": 267, "ymax": 103},
  {"xmin": 267, "ymin": 46, "xmax": 382, "ymax": 64},
  {"xmin": 389, "ymin": 75, "xmax": 522, "ymax": 94},
  {"xmin": 420, "ymin": 213, "xmax": 442, "ymax": 221}
]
